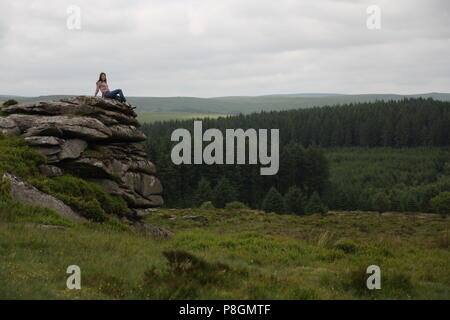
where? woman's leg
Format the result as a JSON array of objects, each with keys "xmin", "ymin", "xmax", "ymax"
[
  {"xmin": 111, "ymin": 89, "xmax": 126, "ymax": 102},
  {"xmin": 104, "ymin": 90, "xmax": 116, "ymax": 100},
  {"xmin": 116, "ymin": 89, "xmax": 126, "ymax": 102},
  {"xmin": 105, "ymin": 89, "xmax": 126, "ymax": 102}
]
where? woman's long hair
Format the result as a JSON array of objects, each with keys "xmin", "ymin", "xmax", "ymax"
[{"xmin": 97, "ymin": 72, "xmax": 107, "ymax": 83}]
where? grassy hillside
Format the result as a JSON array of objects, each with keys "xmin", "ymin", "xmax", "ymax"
[
  {"xmin": 0, "ymin": 134, "xmax": 129, "ymax": 223},
  {"xmin": 137, "ymin": 112, "xmax": 229, "ymax": 124},
  {"xmin": 3, "ymin": 92, "xmax": 450, "ymax": 115},
  {"xmin": 1, "ymin": 206, "xmax": 448, "ymax": 299}
]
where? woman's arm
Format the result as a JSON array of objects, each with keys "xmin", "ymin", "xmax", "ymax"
[{"xmin": 94, "ymin": 82, "xmax": 99, "ymax": 96}]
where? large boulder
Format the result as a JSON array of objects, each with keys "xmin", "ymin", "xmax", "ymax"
[
  {"xmin": 3, "ymin": 173, "xmax": 86, "ymax": 222},
  {"xmin": 39, "ymin": 164, "xmax": 63, "ymax": 177},
  {"xmin": 3, "ymin": 96, "xmax": 139, "ymax": 126},
  {"xmin": 0, "ymin": 116, "xmax": 20, "ymax": 135},
  {"xmin": 2, "ymin": 96, "xmax": 164, "ymax": 219},
  {"xmin": 25, "ymin": 136, "xmax": 88, "ymax": 162},
  {"xmin": 109, "ymin": 124, "xmax": 147, "ymax": 142},
  {"xmin": 8, "ymin": 114, "xmax": 146, "ymax": 142},
  {"xmin": 130, "ymin": 221, "xmax": 174, "ymax": 239},
  {"xmin": 8, "ymin": 114, "xmax": 112, "ymax": 141}
]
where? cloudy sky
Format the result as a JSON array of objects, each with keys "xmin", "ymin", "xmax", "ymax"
[{"xmin": 0, "ymin": 0, "xmax": 449, "ymax": 97}]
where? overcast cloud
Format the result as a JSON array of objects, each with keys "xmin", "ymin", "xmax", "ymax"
[{"xmin": 0, "ymin": 0, "xmax": 449, "ymax": 97}]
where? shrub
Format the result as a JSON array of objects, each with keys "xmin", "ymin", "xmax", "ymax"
[
  {"xmin": 56, "ymin": 195, "xmax": 106, "ymax": 222},
  {"xmin": 140, "ymin": 250, "xmax": 234, "ymax": 299},
  {"xmin": 199, "ymin": 201, "xmax": 215, "ymax": 209},
  {"xmin": 372, "ymin": 192, "xmax": 390, "ymax": 213},
  {"xmin": 102, "ymin": 216, "xmax": 132, "ymax": 232},
  {"xmin": 212, "ymin": 177, "xmax": 238, "ymax": 208},
  {"xmin": 0, "ymin": 176, "xmax": 11, "ymax": 196},
  {"xmin": 0, "ymin": 134, "xmax": 130, "ymax": 222},
  {"xmin": 2, "ymin": 99, "xmax": 18, "ymax": 107},
  {"xmin": 333, "ymin": 239, "xmax": 358, "ymax": 254},
  {"xmin": 194, "ymin": 178, "xmax": 213, "ymax": 207},
  {"xmin": 401, "ymin": 193, "xmax": 420, "ymax": 212},
  {"xmin": 387, "ymin": 272, "xmax": 414, "ymax": 294},
  {"xmin": 163, "ymin": 250, "xmax": 230, "ymax": 274},
  {"xmin": 388, "ymin": 189, "xmax": 403, "ymax": 211},
  {"xmin": 305, "ymin": 192, "xmax": 328, "ymax": 215},
  {"xmin": 342, "ymin": 265, "xmax": 415, "ymax": 298},
  {"xmin": 261, "ymin": 187, "xmax": 285, "ymax": 214},
  {"xmin": 284, "ymin": 185, "xmax": 305, "ymax": 215},
  {"xmin": 430, "ymin": 191, "xmax": 450, "ymax": 217},
  {"xmin": 28, "ymin": 175, "xmax": 129, "ymax": 221},
  {"xmin": 342, "ymin": 265, "xmax": 374, "ymax": 296},
  {"xmin": 0, "ymin": 135, "xmax": 46, "ymax": 178},
  {"xmin": 225, "ymin": 201, "xmax": 248, "ymax": 210}
]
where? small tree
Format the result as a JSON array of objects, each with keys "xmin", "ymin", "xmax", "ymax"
[
  {"xmin": 389, "ymin": 189, "xmax": 403, "ymax": 212},
  {"xmin": 372, "ymin": 192, "xmax": 390, "ymax": 216},
  {"xmin": 262, "ymin": 187, "xmax": 285, "ymax": 214},
  {"xmin": 212, "ymin": 177, "xmax": 238, "ymax": 208},
  {"xmin": 193, "ymin": 177, "xmax": 213, "ymax": 207},
  {"xmin": 401, "ymin": 193, "xmax": 420, "ymax": 212},
  {"xmin": 305, "ymin": 192, "xmax": 328, "ymax": 215},
  {"xmin": 225, "ymin": 201, "xmax": 248, "ymax": 210},
  {"xmin": 430, "ymin": 192, "xmax": 450, "ymax": 218},
  {"xmin": 284, "ymin": 185, "xmax": 305, "ymax": 215},
  {"xmin": 199, "ymin": 201, "xmax": 215, "ymax": 209}
]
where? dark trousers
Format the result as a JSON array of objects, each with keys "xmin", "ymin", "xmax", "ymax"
[{"xmin": 105, "ymin": 89, "xmax": 126, "ymax": 102}]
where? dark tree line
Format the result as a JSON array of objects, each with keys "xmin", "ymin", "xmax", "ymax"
[{"xmin": 140, "ymin": 98, "xmax": 450, "ymax": 211}]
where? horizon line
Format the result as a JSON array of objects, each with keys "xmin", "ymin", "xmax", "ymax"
[{"xmin": 1, "ymin": 91, "xmax": 449, "ymax": 99}]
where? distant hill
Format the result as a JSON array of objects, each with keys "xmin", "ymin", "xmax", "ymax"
[{"xmin": 2, "ymin": 93, "xmax": 450, "ymax": 115}]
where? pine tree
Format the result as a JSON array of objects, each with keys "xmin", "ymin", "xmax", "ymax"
[
  {"xmin": 372, "ymin": 192, "xmax": 390, "ymax": 215},
  {"xmin": 278, "ymin": 143, "xmax": 305, "ymax": 193},
  {"xmin": 389, "ymin": 189, "xmax": 402, "ymax": 212},
  {"xmin": 402, "ymin": 193, "xmax": 419, "ymax": 212},
  {"xmin": 305, "ymin": 192, "xmax": 328, "ymax": 215},
  {"xmin": 303, "ymin": 145, "xmax": 330, "ymax": 197},
  {"xmin": 262, "ymin": 187, "xmax": 285, "ymax": 214},
  {"xmin": 284, "ymin": 185, "xmax": 305, "ymax": 215},
  {"xmin": 212, "ymin": 177, "xmax": 238, "ymax": 208},
  {"xmin": 430, "ymin": 192, "xmax": 450, "ymax": 218},
  {"xmin": 193, "ymin": 177, "xmax": 213, "ymax": 207}
]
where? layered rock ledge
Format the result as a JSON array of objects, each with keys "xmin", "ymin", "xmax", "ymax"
[{"xmin": 1, "ymin": 96, "xmax": 163, "ymax": 217}]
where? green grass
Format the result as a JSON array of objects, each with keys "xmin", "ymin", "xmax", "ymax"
[
  {"xmin": 0, "ymin": 205, "xmax": 448, "ymax": 299},
  {"xmin": 0, "ymin": 134, "xmax": 129, "ymax": 221},
  {"xmin": 137, "ymin": 112, "xmax": 228, "ymax": 124}
]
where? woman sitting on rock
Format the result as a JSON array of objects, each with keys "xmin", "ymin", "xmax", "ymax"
[{"xmin": 94, "ymin": 72, "xmax": 134, "ymax": 108}]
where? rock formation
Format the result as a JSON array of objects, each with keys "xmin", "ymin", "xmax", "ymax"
[
  {"xmin": 0, "ymin": 116, "xmax": 20, "ymax": 135},
  {"xmin": 1, "ymin": 96, "xmax": 163, "ymax": 218},
  {"xmin": 3, "ymin": 173, "xmax": 86, "ymax": 222}
]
